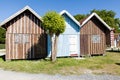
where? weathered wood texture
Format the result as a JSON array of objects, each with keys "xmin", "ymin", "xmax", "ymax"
[
  {"xmin": 80, "ymin": 16, "xmax": 109, "ymax": 56},
  {"xmin": 114, "ymin": 34, "xmax": 120, "ymax": 47},
  {"xmin": 5, "ymin": 10, "xmax": 47, "ymax": 60},
  {"xmin": 110, "ymin": 30, "xmax": 115, "ymax": 47}
]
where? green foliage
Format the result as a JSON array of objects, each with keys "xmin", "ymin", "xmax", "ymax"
[
  {"xmin": 91, "ymin": 9, "xmax": 116, "ymax": 18},
  {"xmin": 91, "ymin": 9, "xmax": 120, "ymax": 33},
  {"xmin": 42, "ymin": 11, "xmax": 65, "ymax": 35},
  {"xmin": 0, "ymin": 27, "xmax": 6, "ymax": 43},
  {"xmin": 114, "ymin": 18, "xmax": 120, "ymax": 32},
  {"xmin": 0, "ymin": 44, "xmax": 5, "ymax": 49},
  {"xmin": 74, "ymin": 14, "xmax": 86, "ymax": 21}
]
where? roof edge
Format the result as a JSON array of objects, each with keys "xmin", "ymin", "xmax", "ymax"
[
  {"xmin": 60, "ymin": 10, "xmax": 81, "ymax": 27},
  {"xmin": 81, "ymin": 12, "xmax": 112, "ymax": 30},
  {"xmin": 0, "ymin": 6, "xmax": 42, "ymax": 27}
]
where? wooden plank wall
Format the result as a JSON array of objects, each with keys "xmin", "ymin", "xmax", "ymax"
[
  {"xmin": 114, "ymin": 34, "xmax": 120, "ymax": 47},
  {"xmin": 80, "ymin": 17, "xmax": 106, "ymax": 56},
  {"xmin": 80, "ymin": 34, "xmax": 88, "ymax": 55},
  {"xmin": 118, "ymin": 41, "xmax": 120, "ymax": 47},
  {"xmin": 106, "ymin": 30, "xmax": 111, "ymax": 47},
  {"xmin": 5, "ymin": 11, "xmax": 47, "ymax": 60},
  {"xmin": 110, "ymin": 30, "xmax": 114, "ymax": 47}
]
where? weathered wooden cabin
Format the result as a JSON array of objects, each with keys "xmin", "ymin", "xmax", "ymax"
[
  {"xmin": 0, "ymin": 6, "xmax": 47, "ymax": 60},
  {"xmin": 47, "ymin": 10, "xmax": 80, "ymax": 57},
  {"xmin": 114, "ymin": 34, "xmax": 120, "ymax": 47},
  {"xmin": 80, "ymin": 13, "xmax": 113, "ymax": 56}
]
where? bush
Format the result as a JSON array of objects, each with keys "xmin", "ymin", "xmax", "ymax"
[
  {"xmin": 0, "ymin": 27, "xmax": 5, "ymax": 44},
  {"xmin": 0, "ymin": 44, "xmax": 5, "ymax": 49}
]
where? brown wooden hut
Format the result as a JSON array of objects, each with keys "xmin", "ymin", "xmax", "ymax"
[
  {"xmin": 114, "ymin": 33, "xmax": 120, "ymax": 47},
  {"xmin": 0, "ymin": 6, "xmax": 47, "ymax": 60},
  {"xmin": 80, "ymin": 13, "xmax": 113, "ymax": 56}
]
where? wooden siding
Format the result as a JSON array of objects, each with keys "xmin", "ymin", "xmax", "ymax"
[
  {"xmin": 5, "ymin": 10, "xmax": 47, "ymax": 60},
  {"xmin": 106, "ymin": 30, "xmax": 111, "ymax": 47},
  {"xmin": 80, "ymin": 17, "xmax": 106, "ymax": 56},
  {"xmin": 114, "ymin": 34, "xmax": 120, "ymax": 47},
  {"xmin": 110, "ymin": 30, "xmax": 115, "ymax": 47}
]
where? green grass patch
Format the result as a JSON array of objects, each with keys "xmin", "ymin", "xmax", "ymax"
[{"xmin": 0, "ymin": 52, "xmax": 120, "ymax": 75}]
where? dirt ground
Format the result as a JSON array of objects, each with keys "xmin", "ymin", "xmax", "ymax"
[{"xmin": 0, "ymin": 69, "xmax": 120, "ymax": 80}]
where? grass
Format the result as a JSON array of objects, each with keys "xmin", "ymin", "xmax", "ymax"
[
  {"xmin": 0, "ymin": 52, "xmax": 120, "ymax": 75},
  {"xmin": 0, "ymin": 44, "xmax": 5, "ymax": 49}
]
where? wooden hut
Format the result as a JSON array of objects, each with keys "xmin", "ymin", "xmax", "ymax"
[
  {"xmin": 47, "ymin": 10, "xmax": 80, "ymax": 57},
  {"xmin": 114, "ymin": 34, "xmax": 120, "ymax": 47},
  {"xmin": 80, "ymin": 13, "xmax": 112, "ymax": 56},
  {"xmin": 0, "ymin": 6, "xmax": 47, "ymax": 60}
]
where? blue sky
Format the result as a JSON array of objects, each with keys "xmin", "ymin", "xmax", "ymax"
[{"xmin": 0, "ymin": 0, "xmax": 120, "ymax": 22}]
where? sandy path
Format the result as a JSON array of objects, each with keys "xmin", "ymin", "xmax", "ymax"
[{"xmin": 0, "ymin": 69, "xmax": 120, "ymax": 80}]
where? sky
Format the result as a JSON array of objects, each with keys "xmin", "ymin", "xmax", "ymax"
[{"xmin": 0, "ymin": 0, "xmax": 120, "ymax": 22}]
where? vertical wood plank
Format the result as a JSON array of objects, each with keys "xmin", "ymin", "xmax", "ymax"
[
  {"xmin": 29, "ymin": 34, "xmax": 32, "ymax": 59},
  {"xmin": 34, "ymin": 16, "xmax": 35, "ymax": 34},
  {"xmin": 20, "ymin": 15, "xmax": 22, "ymax": 33},
  {"xmin": 8, "ymin": 34, "xmax": 11, "ymax": 59},
  {"xmin": 33, "ymin": 35, "xmax": 35, "ymax": 58},
  {"xmin": 37, "ymin": 19, "xmax": 38, "ymax": 34}
]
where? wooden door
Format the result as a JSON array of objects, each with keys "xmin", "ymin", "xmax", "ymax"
[{"xmin": 69, "ymin": 35, "xmax": 78, "ymax": 56}]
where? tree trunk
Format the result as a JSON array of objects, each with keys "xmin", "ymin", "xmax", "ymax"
[
  {"xmin": 50, "ymin": 33, "xmax": 59, "ymax": 62},
  {"xmin": 49, "ymin": 34, "xmax": 54, "ymax": 61},
  {"xmin": 52, "ymin": 34, "xmax": 59, "ymax": 62}
]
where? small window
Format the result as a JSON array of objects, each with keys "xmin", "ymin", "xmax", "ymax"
[
  {"xmin": 15, "ymin": 34, "xmax": 21, "ymax": 43},
  {"xmin": 92, "ymin": 35, "xmax": 100, "ymax": 43},
  {"xmin": 14, "ymin": 34, "xmax": 29, "ymax": 44},
  {"xmin": 22, "ymin": 34, "xmax": 29, "ymax": 43}
]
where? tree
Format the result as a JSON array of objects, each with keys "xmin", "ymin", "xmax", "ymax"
[
  {"xmin": 0, "ymin": 27, "xmax": 5, "ymax": 44},
  {"xmin": 74, "ymin": 14, "xmax": 86, "ymax": 21},
  {"xmin": 42, "ymin": 11, "xmax": 65, "ymax": 62},
  {"xmin": 114, "ymin": 18, "xmax": 120, "ymax": 32},
  {"xmin": 90, "ymin": 9, "xmax": 120, "ymax": 33}
]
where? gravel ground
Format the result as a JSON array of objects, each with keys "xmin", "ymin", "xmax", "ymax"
[{"xmin": 0, "ymin": 69, "xmax": 120, "ymax": 80}]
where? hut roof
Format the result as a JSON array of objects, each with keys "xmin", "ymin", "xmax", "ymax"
[
  {"xmin": 60, "ymin": 10, "xmax": 81, "ymax": 27},
  {"xmin": 0, "ymin": 6, "xmax": 42, "ymax": 27},
  {"xmin": 80, "ymin": 13, "xmax": 112, "ymax": 30}
]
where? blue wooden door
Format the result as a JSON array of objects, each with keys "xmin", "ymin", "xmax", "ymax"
[
  {"xmin": 68, "ymin": 35, "xmax": 78, "ymax": 56},
  {"xmin": 57, "ymin": 34, "xmax": 79, "ymax": 57}
]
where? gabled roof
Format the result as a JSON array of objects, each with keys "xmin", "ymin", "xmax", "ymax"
[
  {"xmin": 60, "ymin": 10, "xmax": 81, "ymax": 27},
  {"xmin": 0, "ymin": 6, "xmax": 42, "ymax": 27},
  {"xmin": 80, "ymin": 13, "xmax": 112, "ymax": 30}
]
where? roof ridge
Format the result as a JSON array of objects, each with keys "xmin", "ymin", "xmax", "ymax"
[
  {"xmin": 80, "ymin": 12, "xmax": 112, "ymax": 30},
  {"xmin": 0, "ymin": 6, "xmax": 42, "ymax": 27},
  {"xmin": 60, "ymin": 10, "xmax": 81, "ymax": 27}
]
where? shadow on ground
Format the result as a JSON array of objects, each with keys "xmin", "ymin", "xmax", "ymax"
[
  {"xmin": 115, "ymin": 63, "xmax": 120, "ymax": 66},
  {"xmin": 0, "ymin": 55, "xmax": 5, "ymax": 61}
]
